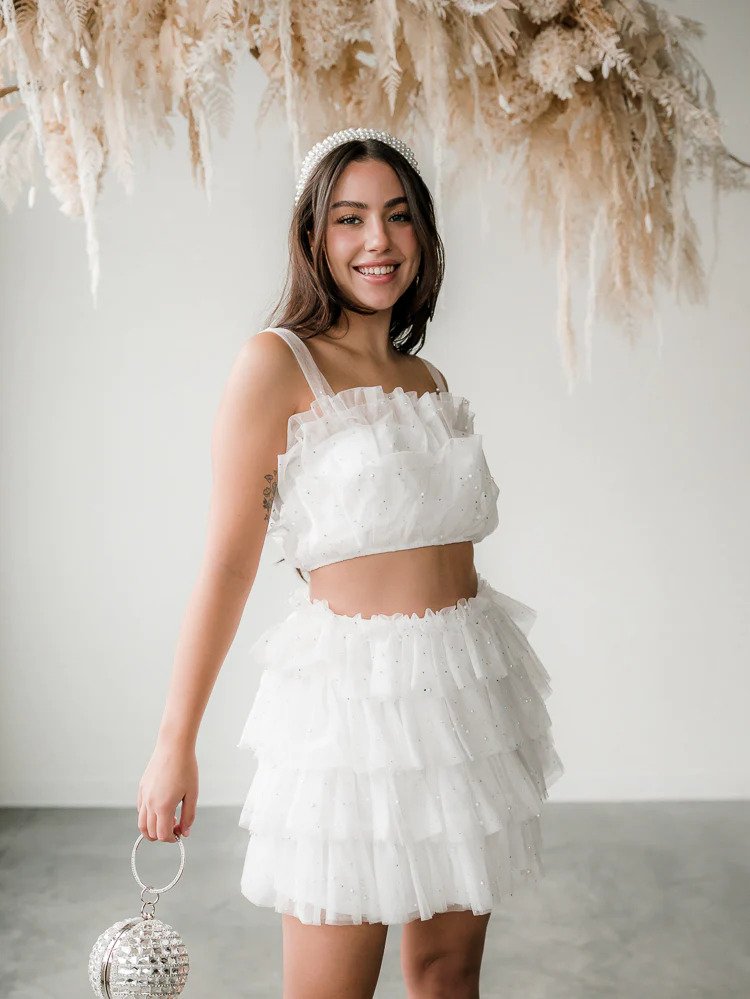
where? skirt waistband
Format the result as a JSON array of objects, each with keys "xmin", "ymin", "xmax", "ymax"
[
  {"xmin": 285, "ymin": 570, "xmax": 537, "ymax": 637},
  {"xmin": 290, "ymin": 570, "xmax": 490, "ymax": 625}
]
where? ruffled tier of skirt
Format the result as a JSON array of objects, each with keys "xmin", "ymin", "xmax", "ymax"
[{"xmin": 236, "ymin": 572, "xmax": 564, "ymax": 925}]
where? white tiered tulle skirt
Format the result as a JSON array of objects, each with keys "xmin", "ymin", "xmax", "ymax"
[{"xmin": 236, "ymin": 571, "xmax": 564, "ymax": 926}]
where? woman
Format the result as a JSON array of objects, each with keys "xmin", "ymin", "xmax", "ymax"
[{"xmin": 137, "ymin": 128, "xmax": 564, "ymax": 998}]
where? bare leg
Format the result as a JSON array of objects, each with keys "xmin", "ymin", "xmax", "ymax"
[
  {"xmin": 282, "ymin": 913, "xmax": 389, "ymax": 999},
  {"xmin": 400, "ymin": 909, "xmax": 492, "ymax": 999}
]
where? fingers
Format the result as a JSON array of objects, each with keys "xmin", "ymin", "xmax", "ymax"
[
  {"xmin": 138, "ymin": 803, "xmax": 154, "ymax": 841},
  {"xmin": 157, "ymin": 811, "xmax": 179, "ymax": 843},
  {"xmin": 147, "ymin": 807, "xmax": 158, "ymax": 842},
  {"xmin": 179, "ymin": 792, "xmax": 197, "ymax": 837},
  {"xmin": 137, "ymin": 803, "xmax": 180, "ymax": 843},
  {"xmin": 137, "ymin": 781, "xmax": 199, "ymax": 842}
]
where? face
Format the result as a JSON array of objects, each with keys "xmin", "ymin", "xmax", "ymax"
[{"xmin": 322, "ymin": 158, "xmax": 421, "ymax": 311}]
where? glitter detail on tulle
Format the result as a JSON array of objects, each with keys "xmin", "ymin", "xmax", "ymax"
[
  {"xmin": 267, "ymin": 384, "xmax": 500, "ymax": 573},
  {"xmin": 236, "ymin": 572, "xmax": 564, "ymax": 925}
]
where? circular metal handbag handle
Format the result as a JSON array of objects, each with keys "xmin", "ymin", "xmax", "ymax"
[{"xmin": 130, "ymin": 833, "xmax": 186, "ymax": 894}]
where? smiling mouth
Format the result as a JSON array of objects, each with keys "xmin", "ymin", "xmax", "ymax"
[{"xmin": 353, "ymin": 263, "xmax": 401, "ymax": 274}]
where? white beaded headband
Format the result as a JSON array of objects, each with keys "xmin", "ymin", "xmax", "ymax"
[{"xmin": 294, "ymin": 128, "xmax": 421, "ymax": 206}]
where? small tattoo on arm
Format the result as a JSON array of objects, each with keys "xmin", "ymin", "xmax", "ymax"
[{"xmin": 262, "ymin": 471, "xmax": 277, "ymax": 522}]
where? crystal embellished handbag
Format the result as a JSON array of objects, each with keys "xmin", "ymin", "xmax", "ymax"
[{"xmin": 88, "ymin": 833, "xmax": 190, "ymax": 998}]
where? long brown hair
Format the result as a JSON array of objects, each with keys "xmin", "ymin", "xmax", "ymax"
[
  {"xmin": 262, "ymin": 137, "xmax": 445, "ymax": 353},
  {"xmin": 265, "ymin": 137, "xmax": 445, "ymax": 582}
]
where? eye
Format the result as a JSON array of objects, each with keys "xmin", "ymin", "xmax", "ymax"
[{"xmin": 336, "ymin": 212, "xmax": 412, "ymax": 225}]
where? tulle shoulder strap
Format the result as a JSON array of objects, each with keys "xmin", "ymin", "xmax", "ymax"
[
  {"xmin": 265, "ymin": 327, "xmax": 334, "ymax": 399},
  {"xmin": 420, "ymin": 356, "xmax": 448, "ymax": 393}
]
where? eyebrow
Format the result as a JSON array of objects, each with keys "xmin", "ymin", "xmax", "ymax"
[{"xmin": 329, "ymin": 196, "xmax": 408, "ymax": 211}]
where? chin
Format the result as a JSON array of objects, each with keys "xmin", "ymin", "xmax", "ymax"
[{"xmin": 351, "ymin": 290, "xmax": 404, "ymax": 310}]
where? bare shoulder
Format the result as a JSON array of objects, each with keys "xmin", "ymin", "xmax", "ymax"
[
  {"xmin": 235, "ymin": 328, "xmax": 298, "ymax": 387},
  {"xmin": 204, "ymin": 330, "xmax": 303, "ymax": 585},
  {"xmin": 224, "ymin": 329, "xmax": 307, "ymax": 415},
  {"xmin": 431, "ymin": 360, "xmax": 448, "ymax": 391},
  {"xmin": 412, "ymin": 352, "xmax": 448, "ymax": 392},
  {"xmin": 209, "ymin": 332, "xmax": 308, "ymax": 472}
]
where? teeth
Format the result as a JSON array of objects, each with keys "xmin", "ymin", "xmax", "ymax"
[{"xmin": 356, "ymin": 265, "xmax": 397, "ymax": 275}]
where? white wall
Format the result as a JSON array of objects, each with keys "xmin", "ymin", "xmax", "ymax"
[{"xmin": 1, "ymin": 2, "xmax": 748, "ymax": 807}]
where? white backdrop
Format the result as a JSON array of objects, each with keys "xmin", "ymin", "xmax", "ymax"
[{"xmin": 1, "ymin": 1, "xmax": 748, "ymax": 807}]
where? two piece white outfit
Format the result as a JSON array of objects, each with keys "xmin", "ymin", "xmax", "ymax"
[{"xmin": 236, "ymin": 327, "xmax": 564, "ymax": 925}]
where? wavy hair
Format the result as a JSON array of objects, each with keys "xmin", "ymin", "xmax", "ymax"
[
  {"xmin": 264, "ymin": 138, "xmax": 445, "ymax": 581},
  {"xmin": 262, "ymin": 137, "xmax": 445, "ymax": 353}
]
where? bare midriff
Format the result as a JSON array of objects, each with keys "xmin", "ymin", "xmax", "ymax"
[{"xmin": 307, "ymin": 540, "xmax": 478, "ymax": 619}]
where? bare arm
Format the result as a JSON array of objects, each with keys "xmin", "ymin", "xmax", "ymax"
[
  {"xmin": 154, "ymin": 331, "xmax": 301, "ymax": 750},
  {"xmin": 137, "ymin": 331, "xmax": 306, "ymax": 842}
]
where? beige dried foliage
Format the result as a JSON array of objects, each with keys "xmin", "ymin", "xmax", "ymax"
[
  {"xmin": 0, "ymin": 0, "xmax": 746, "ymax": 386},
  {"xmin": 518, "ymin": 0, "xmax": 569, "ymax": 26}
]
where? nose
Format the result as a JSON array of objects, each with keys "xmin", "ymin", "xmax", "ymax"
[{"xmin": 363, "ymin": 217, "xmax": 390, "ymax": 251}]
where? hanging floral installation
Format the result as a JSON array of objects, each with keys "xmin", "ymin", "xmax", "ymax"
[{"xmin": 0, "ymin": 0, "xmax": 747, "ymax": 385}]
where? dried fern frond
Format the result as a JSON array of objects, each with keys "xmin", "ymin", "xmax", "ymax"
[{"xmin": 0, "ymin": 0, "xmax": 746, "ymax": 387}]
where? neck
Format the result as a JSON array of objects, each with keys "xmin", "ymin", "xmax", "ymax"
[{"xmin": 324, "ymin": 309, "xmax": 396, "ymax": 362}]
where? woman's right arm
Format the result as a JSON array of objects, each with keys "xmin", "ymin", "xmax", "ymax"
[{"xmin": 136, "ymin": 331, "xmax": 302, "ymax": 843}]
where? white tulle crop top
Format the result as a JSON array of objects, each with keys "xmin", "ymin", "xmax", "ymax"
[{"xmin": 264, "ymin": 327, "xmax": 500, "ymax": 572}]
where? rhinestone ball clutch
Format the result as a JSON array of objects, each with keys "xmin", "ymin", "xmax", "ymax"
[{"xmin": 88, "ymin": 833, "xmax": 189, "ymax": 998}]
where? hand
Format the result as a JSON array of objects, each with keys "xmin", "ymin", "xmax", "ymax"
[{"xmin": 137, "ymin": 741, "xmax": 198, "ymax": 843}]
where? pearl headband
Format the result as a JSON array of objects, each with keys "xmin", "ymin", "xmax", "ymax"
[{"xmin": 294, "ymin": 128, "xmax": 421, "ymax": 206}]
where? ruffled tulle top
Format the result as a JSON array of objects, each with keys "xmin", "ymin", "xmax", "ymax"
[{"xmin": 264, "ymin": 328, "xmax": 500, "ymax": 572}]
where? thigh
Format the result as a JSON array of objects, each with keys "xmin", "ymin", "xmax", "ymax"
[
  {"xmin": 282, "ymin": 913, "xmax": 389, "ymax": 999},
  {"xmin": 400, "ymin": 909, "xmax": 491, "ymax": 988}
]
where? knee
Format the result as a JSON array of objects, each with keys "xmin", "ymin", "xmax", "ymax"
[{"xmin": 404, "ymin": 952, "xmax": 482, "ymax": 999}]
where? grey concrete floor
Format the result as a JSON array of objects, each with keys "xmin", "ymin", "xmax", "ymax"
[{"xmin": 1, "ymin": 803, "xmax": 748, "ymax": 998}]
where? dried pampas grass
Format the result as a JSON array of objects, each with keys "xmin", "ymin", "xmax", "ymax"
[{"xmin": 0, "ymin": 0, "xmax": 747, "ymax": 386}]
